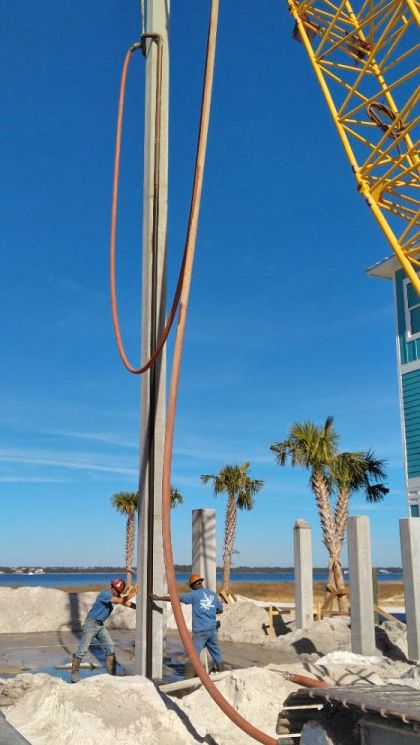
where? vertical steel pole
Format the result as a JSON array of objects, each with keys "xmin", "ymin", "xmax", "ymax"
[{"xmin": 135, "ymin": 0, "xmax": 169, "ymax": 679}]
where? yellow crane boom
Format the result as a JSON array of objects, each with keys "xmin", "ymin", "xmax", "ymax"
[{"xmin": 288, "ymin": 0, "xmax": 420, "ymax": 292}]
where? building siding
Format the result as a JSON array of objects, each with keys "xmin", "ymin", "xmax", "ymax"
[
  {"xmin": 396, "ymin": 269, "xmax": 420, "ymax": 364},
  {"xmin": 402, "ymin": 369, "xmax": 420, "ymax": 478}
]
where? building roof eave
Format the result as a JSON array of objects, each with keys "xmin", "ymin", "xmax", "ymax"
[{"xmin": 366, "ymin": 255, "xmax": 399, "ymax": 280}]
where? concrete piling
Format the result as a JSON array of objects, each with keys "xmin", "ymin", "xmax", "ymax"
[
  {"xmin": 192, "ymin": 509, "xmax": 216, "ymax": 592},
  {"xmin": 294, "ymin": 520, "xmax": 314, "ymax": 628},
  {"xmin": 400, "ymin": 518, "xmax": 420, "ymax": 661},
  {"xmin": 348, "ymin": 516, "xmax": 376, "ymax": 655}
]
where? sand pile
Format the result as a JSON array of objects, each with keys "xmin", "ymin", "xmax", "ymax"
[
  {"xmin": 0, "ymin": 588, "xmax": 135, "ymax": 633},
  {"xmin": 265, "ymin": 615, "xmax": 352, "ymax": 655},
  {"xmin": 0, "ymin": 590, "xmax": 279, "ymax": 639},
  {"xmin": 218, "ymin": 601, "xmax": 270, "ymax": 643},
  {"xmin": 262, "ymin": 615, "xmax": 408, "ymax": 661},
  {"xmin": 166, "ymin": 603, "xmax": 192, "ymax": 631},
  {"xmin": 177, "ymin": 666, "xmax": 298, "ymax": 744},
  {"xmin": 267, "ymin": 652, "xmax": 416, "ymax": 693},
  {"xmin": 0, "ymin": 668, "xmax": 299, "ymax": 745},
  {"xmin": 3, "ymin": 658, "xmax": 419, "ymax": 745},
  {"xmin": 389, "ymin": 665, "xmax": 420, "ymax": 689},
  {"xmin": 166, "ymin": 600, "xmax": 269, "ymax": 639},
  {"xmin": 1, "ymin": 674, "xmax": 200, "ymax": 745}
]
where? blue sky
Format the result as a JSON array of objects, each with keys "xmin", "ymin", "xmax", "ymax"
[{"xmin": 0, "ymin": 1, "xmax": 406, "ymax": 568}]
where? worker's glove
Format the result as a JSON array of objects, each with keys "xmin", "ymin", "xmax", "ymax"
[{"xmin": 122, "ymin": 583, "xmax": 138, "ymax": 600}]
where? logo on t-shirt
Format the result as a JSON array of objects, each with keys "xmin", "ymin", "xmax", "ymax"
[{"xmin": 199, "ymin": 591, "xmax": 215, "ymax": 611}]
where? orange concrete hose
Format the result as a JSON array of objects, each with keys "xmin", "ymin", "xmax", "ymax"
[
  {"xmin": 110, "ymin": 40, "xmax": 187, "ymax": 375},
  {"xmin": 160, "ymin": 3, "xmax": 277, "ymax": 744},
  {"xmin": 111, "ymin": 6, "xmax": 294, "ymax": 743},
  {"xmin": 287, "ymin": 673, "xmax": 329, "ymax": 689}
]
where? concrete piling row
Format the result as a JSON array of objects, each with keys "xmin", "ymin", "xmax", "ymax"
[
  {"xmin": 347, "ymin": 516, "xmax": 376, "ymax": 656},
  {"xmin": 294, "ymin": 520, "xmax": 314, "ymax": 629},
  {"xmin": 191, "ymin": 508, "xmax": 420, "ymax": 660},
  {"xmin": 400, "ymin": 518, "xmax": 420, "ymax": 661}
]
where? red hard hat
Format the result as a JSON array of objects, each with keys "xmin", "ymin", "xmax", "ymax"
[{"xmin": 111, "ymin": 578, "xmax": 125, "ymax": 594}]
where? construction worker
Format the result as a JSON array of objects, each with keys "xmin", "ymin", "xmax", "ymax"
[
  {"xmin": 152, "ymin": 573, "xmax": 225, "ymax": 672},
  {"xmin": 71, "ymin": 578, "xmax": 133, "ymax": 683}
]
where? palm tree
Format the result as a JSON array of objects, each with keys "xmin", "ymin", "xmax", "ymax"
[
  {"xmin": 111, "ymin": 487, "xmax": 183, "ymax": 585},
  {"xmin": 111, "ymin": 492, "xmax": 138, "ymax": 585},
  {"xmin": 170, "ymin": 486, "xmax": 184, "ymax": 508},
  {"xmin": 201, "ymin": 463, "xmax": 264, "ymax": 593},
  {"xmin": 331, "ymin": 448, "xmax": 388, "ymax": 558},
  {"xmin": 270, "ymin": 417, "xmax": 347, "ymax": 609}
]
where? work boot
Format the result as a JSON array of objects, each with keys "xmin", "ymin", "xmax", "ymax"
[
  {"xmin": 71, "ymin": 655, "xmax": 81, "ymax": 683},
  {"xmin": 105, "ymin": 653, "xmax": 116, "ymax": 675},
  {"xmin": 216, "ymin": 662, "xmax": 225, "ymax": 672}
]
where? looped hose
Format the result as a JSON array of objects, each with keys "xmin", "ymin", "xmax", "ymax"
[
  {"xmin": 160, "ymin": 2, "xmax": 278, "ymax": 743},
  {"xmin": 367, "ymin": 101, "xmax": 405, "ymax": 140},
  {"xmin": 110, "ymin": 37, "xmax": 187, "ymax": 375},
  {"xmin": 113, "ymin": 8, "xmax": 280, "ymax": 743}
]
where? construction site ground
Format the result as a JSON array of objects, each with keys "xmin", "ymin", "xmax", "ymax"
[{"xmin": 0, "ymin": 629, "xmax": 301, "ymax": 689}]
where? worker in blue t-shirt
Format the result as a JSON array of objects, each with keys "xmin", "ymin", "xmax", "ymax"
[
  {"xmin": 152, "ymin": 574, "xmax": 224, "ymax": 672},
  {"xmin": 71, "ymin": 578, "xmax": 134, "ymax": 683}
]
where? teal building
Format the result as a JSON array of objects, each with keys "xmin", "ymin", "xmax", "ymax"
[{"xmin": 368, "ymin": 257, "xmax": 420, "ymax": 517}]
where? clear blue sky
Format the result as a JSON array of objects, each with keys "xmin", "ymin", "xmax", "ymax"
[{"xmin": 1, "ymin": 1, "xmax": 405, "ymax": 568}]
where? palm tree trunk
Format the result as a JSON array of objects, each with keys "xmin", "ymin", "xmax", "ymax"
[
  {"xmin": 311, "ymin": 469, "xmax": 338, "ymax": 557},
  {"xmin": 323, "ymin": 556, "xmax": 348, "ymax": 613},
  {"xmin": 311, "ymin": 470, "xmax": 348, "ymax": 611},
  {"xmin": 334, "ymin": 488, "xmax": 349, "ymax": 548},
  {"xmin": 222, "ymin": 495, "xmax": 237, "ymax": 593},
  {"xmin": 325, "ymin": 488, "xmax": 349, "ymax": 613},
  {"xmin": 125, "ymin": 515, "xmax": 134, "ymax": 586},
  {"xmin": 331, "ymin": 555, "xmax": 349, "ymax": 613}
]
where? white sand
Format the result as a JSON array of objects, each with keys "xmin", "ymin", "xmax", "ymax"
[
  {"xmin": 176, "ymin": 666, "xmax": 298, "ymax": 744},
  {"xmin": 0, "ymin": 669, "xmax": 299, "ymax": 745},
  {"xmin": 0, "ymin": 590, "xmax": 408, "ymax": 662},
  {"xmin": 218, "ymin": 601, "xmax": 271, "ymax": 643},
  {"xmin": 315, "ymin": 651, "xmax": 383, "ymax": 666},
  {"xmin": 0, "ymin": 588, "xmax": 135, "ymax": 633},
  {"xmin": 0, "ymin": 589, "xmax": 414, "ymax": 745},
  {"xmin": 1, "ymin": 674, "xmax": 200, "ymax": 745},
  {"xmin": 2, "ymin": 657, "xmax": 419, "ymax": 745}
]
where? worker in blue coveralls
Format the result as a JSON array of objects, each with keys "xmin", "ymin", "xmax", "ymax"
[
  {"xmin": 152, "ymin": 573, "xmax": 224, "ymax": 672},
  {"xmin": 71, "ymin": 578, "xmax": 134, "ymax": 683}
]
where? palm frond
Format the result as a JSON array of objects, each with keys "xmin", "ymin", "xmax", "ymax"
[
  {"xmin": 111, "ymin": 492, "xmax": 138, "ymax": 515},
  {"xmin": 365, "ymin": 483, "xmax": 389, "ymax": 503},
  {"xmin": 200, "ymin": 474, "xmax": 214, "ymax": 484},
  {"xmin": 170, "ymin": 486, "xmax": 184, "ymax": 508}
]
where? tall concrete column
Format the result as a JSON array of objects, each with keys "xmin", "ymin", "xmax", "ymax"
[
  {"xmin": 136, "ymin": 0, "xmax": 169, "ymax": 679},
  {"xmin": 294, "ymin": 520, "xmax": 314, "ymax": 629},
  {"xmin": 400, "ymin": 518, "xmax": 420, "ymax": 660},
  {"xmin": 348, "ymin": 516, "xmax": 376, "ymax": 655},
  {"xmin": 192, "ymin": 509, "xmax": 216, "ymax": 592}
]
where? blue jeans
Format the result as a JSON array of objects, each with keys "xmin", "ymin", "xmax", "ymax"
[
  {"xmin": 192, "ymin": 628, "xmax": 223, "ymax": 665},
  {"xmin": 75, "ymin": 618, "xmax": 114, "ymax": 659}
]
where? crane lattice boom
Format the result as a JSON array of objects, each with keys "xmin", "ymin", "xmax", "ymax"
[{"xmin": 288, "ymin": 0, "xmax": 420, "ymax": 291}]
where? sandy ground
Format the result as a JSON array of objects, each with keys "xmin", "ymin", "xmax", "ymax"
[
  {"xmin": 0, "ymin": 585, "xmax": 405, "ymax": 635},
  {"xmin": 1, "ymin": 650, "xmax": 418, "ymax": 745},
  {"xmin": 0, "ymin": 586, "xmax": 413, "ymax": 745}
]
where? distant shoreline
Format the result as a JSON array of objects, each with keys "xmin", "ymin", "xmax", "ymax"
[{"xmin": 0, "ymin": 565, "xmax": 403, "ymax": 575}]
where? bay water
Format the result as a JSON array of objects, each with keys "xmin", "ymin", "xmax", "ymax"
[{"xmin": 0, "ymin": 569, "xmax": 403, "ymax": 588}]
